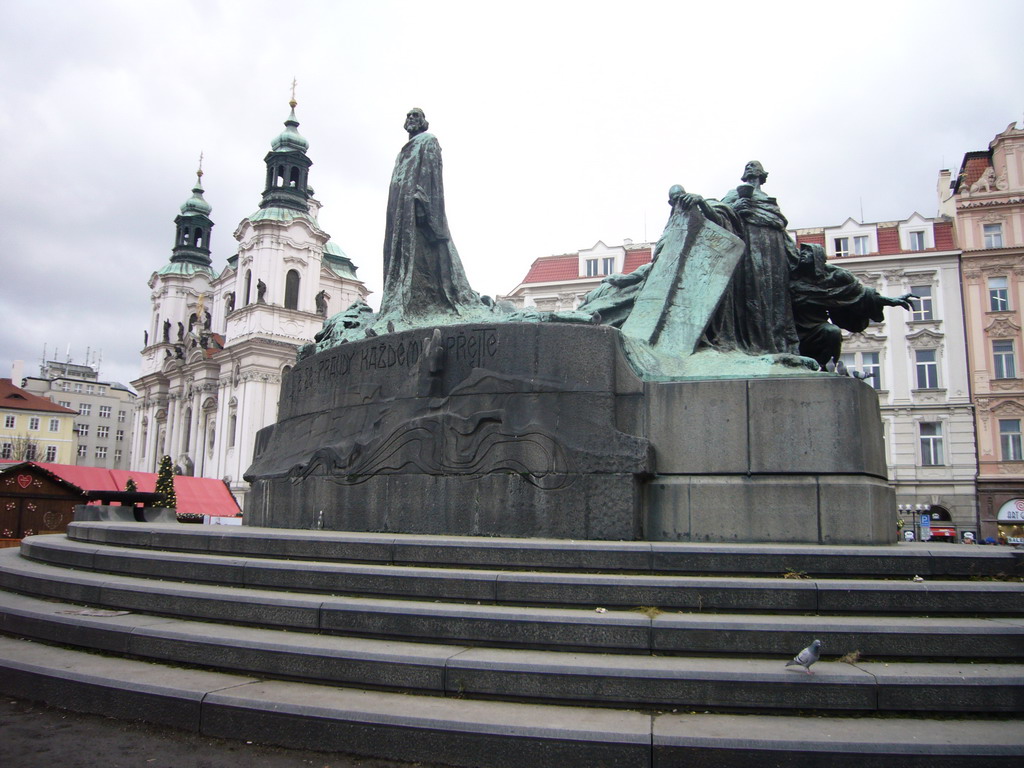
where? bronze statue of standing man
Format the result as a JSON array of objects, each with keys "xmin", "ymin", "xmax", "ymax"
[{"xmin": 380, "ymin": 108, "xmax": 479, "ymax": 322}]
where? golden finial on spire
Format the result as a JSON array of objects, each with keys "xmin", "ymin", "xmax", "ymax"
[{"xmin": 290, "ymin": 78, "xmax": 298, "ymax": 109}]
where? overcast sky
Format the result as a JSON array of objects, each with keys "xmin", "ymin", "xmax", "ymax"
[{"xmin": 2, "ymin": 0, "xmax": 1022, "ymax": 388}]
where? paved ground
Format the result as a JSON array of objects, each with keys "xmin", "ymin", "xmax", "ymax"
[{"xmin": 1, "ymin": 697, "xmax": 444, "ymax": 768}]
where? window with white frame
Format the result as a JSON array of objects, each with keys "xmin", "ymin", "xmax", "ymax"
[
  {"xmin": 840, "ymin": 351, "xmax": 882, "ymax": 389},
  {"xmin": 98, "ymin": 386, "xmax": 106, "ymax": 395},
  {"xmin": 95, "ymin": 446, "xmax": 107, "ymax": 460},
  {"xmin": 97, "ymin": 426, "xmax": 109, "ymax": 439},
  {"xmin": 86, "ymin": 385, "xmax": 94, "ymax": 394},
  {"xmin": 61, "ymin": 382, "xmax": 69, "ymax": 392},
  {"xmin": 993, "ymin": 340, "xmax": 1017, "ymax": 379},
  {"xmin": 4, "ymin": 415, "xmax": 14, "ymax": 429},
  {"xmin": 77, "ymin": 424, "xmax": 88, "ymax": 437},
  {"xmin": 920, "ymin": 422, "xmax": 944, "ymax": 466},
  {"xmin": 117, "ymin": 410, "xmax": 126, "ymax": 423},
  {"xmin": 48, "ymin": 418, "xmax": 60, "ymax": 432},
  {"xmin": 45, "ymin": 446, "xmax": 57, "ymax": 462},
  {"xmin": 983, "ymin": 223, "xmax": 1003, "ymax": 249},
  {"xmin": 114, "ymin": 449, "xmax": 122, "ymax": 463},
  {"xmin": 77, "ymin": 444, "xmax": 88, "ymax": 458},
  {"xmin": 1, "ymin": 443, "xmax": 11, "ymax": 459},
  {"xmin": 909, "ymin": 285, "xmax": 933, "ymax": 321},
  {"xmin": 79, "ymin": 403, "xmax": 91, "ymax": 416},
  {"xmin": 58, "ymin": 401, "xmax": 71, "ymax": 408},
  {"xmin": 853, "ymin": 236, "xmax": 869, "ymax": 255},
  {"xmin": 602, "ymin": 257, "xmax": 615, "ymax": 275},
  {"xmin": 1000, "ymin": 419, "xmax": 1023, "ymax": 461},
  {"xmin": 989, "ymin": 276, "xmax": 1010, "ymax": 311},
  {"xmin": 25, "ymin": 444, "xmax": 37, "ymax": 461},
  {"xmin": 834, "ymin": 237, "xmax": 849, "ymax": 258},
  {"xmin": 28, "ymin": 417, "xmax": 40, "ymax": 431},
  {"xmin": 73, "ymin": 383, "xmax": 82, "ymax": 393},
  {"xmin": 908, "ymin": 231, "xmax": 925, "ymax": 251},
  {"xmin": 915, "ymin": 349, "xmax": 939, "ymax": 389},
  {"xmin": 585, "ymin": 259, "xmax": 599, "ymax": 277},
  {"xmin": 99, "ymin": 405, "xmax": 111, "ymax": 418},
  {"xmin": 116, "ymin": 429, "xmax": 124, "ymax": 442}
]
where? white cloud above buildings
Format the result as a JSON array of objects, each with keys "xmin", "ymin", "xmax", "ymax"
[{"xmin": 1, "ymin": 0, "xmax": 1022, "ymax": 386}]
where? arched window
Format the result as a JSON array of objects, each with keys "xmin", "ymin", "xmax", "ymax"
[
  {"xmin": 194, "ymin": 228, "xmax": 204, "ymax": 248},
  {"xmin": 289, "ymin": 167, "xmax": 300, "ymax": 188},
  {"xmin": 244, "ymin": 270, "xmax": 252, "ymax": 306},
  {"xmin": 284, "ymin": 269, "xmax": 300, "ymax": 310}
]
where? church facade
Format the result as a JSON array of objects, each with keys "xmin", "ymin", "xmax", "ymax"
[{"xmin": 130, "ymin": 100, "xmax": 367, "ymax": 505}]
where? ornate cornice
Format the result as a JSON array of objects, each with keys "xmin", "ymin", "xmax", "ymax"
[{"xmin": 984, "ymin": 315, "xmax": 1022, "ymax": 337}]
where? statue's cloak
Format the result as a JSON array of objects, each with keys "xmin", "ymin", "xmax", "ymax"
[{"xmin": 380, "ymin": 131, "xmax": 477, "ymax": 318}]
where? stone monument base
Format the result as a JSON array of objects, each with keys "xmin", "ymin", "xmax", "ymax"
[{"xmin": 245, "ymin": 324, "xmax": 894, "ymax": 545}]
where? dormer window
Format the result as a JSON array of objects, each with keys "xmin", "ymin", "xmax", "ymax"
[
  {"xmin": 834, "ymin": 237, "xmax": 849, "ymax": 258},
  {"xmin": 585, "ymin": 259, "xmax": 599, "ymax": 277},
  {"xmin": 853, "ymin": 236, "xmax": 869, "ymax": 255},
  {"xmin": 908, "ymin": 231, "xmax": 925, "ymax": 251},
  {"xmin": 602, "ymin": 257, "xmax": 615, "ymax": 275}
]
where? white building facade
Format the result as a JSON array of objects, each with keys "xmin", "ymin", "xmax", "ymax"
[{"xmin": 130, "ymin": 100, "xmax": 368, "ymax": 505}]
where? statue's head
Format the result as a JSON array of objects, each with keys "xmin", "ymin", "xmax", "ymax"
[
  {"xmin": 741, "ymin": 161, "xmax": 768, "ymax": 185},
  {"xmin": 797, "ymin": 242, "xmax": 828, "ymax": 280},
  {"xmin": 405, "ymin": 108, "xmax": 428, "ymax": 136},
  {"xmin": 667, "ymin": 184, "xmax": 686, "ymax": 205}
]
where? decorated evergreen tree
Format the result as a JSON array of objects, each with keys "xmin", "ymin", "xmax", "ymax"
[
  {"xmin": 155, "ymin": 455, "xmax": 177, "ymax": 509},
  {"xmin": 124, "ymin": 477, "xmax": 138, "ymax": 493}
]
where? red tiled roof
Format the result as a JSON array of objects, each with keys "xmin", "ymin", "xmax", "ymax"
[
  {"xmin": 0, "ymin": 461, "xmax": 241, "ymax": 517},
  {"xmin": 522, "ymin": 255, "xmax": 581, "ymax": 284},
  {"xmin": 622, "ymin": 248, "xmax": 653, "ymax": 273},
  {"xmin": 876, "ymin": 225, "xmax": 901, "ymax": 255},
  {"xmin": 0, "ymin": 379, "xmax": 77, "ymax": 415},
  {"xmin": 933, "ymin": 220, "xmax": 956, "ymax": 250},
  {"xmin": 962, "ymin": 154, "xmax": 992, "ymax": 189},
  {"xmin": 795, "ymin": 233, "xmax": 826, "ymax": 248}
]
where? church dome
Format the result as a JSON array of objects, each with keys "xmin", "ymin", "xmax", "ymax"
[
  {"xmin": 180, "ymin": 177, "xmax": 212, "ymax": 216},
  {"xmin": 271, "ymin": 105, "xmax": 309, "ymax": 153}
]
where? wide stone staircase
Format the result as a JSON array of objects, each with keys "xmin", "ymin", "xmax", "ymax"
[{"xmin": 0, "ymin": 521, "xmax": 1021, "ymax": 766}]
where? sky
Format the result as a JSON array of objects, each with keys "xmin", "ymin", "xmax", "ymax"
[{"xmin": 1, "ymin": 0, "xmax": 1022, "ymax": 388}]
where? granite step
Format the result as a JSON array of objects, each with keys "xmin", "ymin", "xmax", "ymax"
[
  {"xmin": 18, "ymin": 536, "xmax": 1024, "ymax": 617},
  {"xmin": 67, "ymin": 521, "xmax": 1023, "ymax": 578},
  {"xmin": 1, "ymin": 590, "xmax": 1022, "ymax": 714},
  {"xmin": 3, "ymin": 550, "xmax": 1023, "ymax": 659},
  {"xmin": 0, "ymin": 635, "xmax": 1019, "ymax": 768}
]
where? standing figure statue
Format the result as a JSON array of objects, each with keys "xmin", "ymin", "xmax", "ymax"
[
  {"xmin": 257, "ymin": 279, "xmax": 267, "ymax": 304},
  {"xmin": 315, "ymin": 289, "xmax": 330, "ymax": 317},
  {"xmin": 380, "ymin": 108, "xmax": 479, "ymax": 320},
  {"xmin": 703, "ymin": 161, "xmax": 801, "ymax": 357},
  {"xmin": 163, "ymin": 319, "xmax": 171, "ymax": 342}
]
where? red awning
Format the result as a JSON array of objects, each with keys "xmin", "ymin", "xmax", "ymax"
[{"xmin": 928, "ymin": 526, "xmax": 957, "ymax": 537}]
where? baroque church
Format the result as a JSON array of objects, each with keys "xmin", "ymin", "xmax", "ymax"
[{"xmin": 130, "ymin": 98, "xmax": 368, "ymax": 505}]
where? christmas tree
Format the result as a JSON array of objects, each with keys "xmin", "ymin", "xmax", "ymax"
[{"xmin": 155, "ymin": 455, "xmax": 177, "ymax": 509}]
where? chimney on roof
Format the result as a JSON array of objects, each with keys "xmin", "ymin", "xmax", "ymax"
[
  {"xmin": 936, "ymin": 170, "xmax": 955, "ymax": 218},
  {"xmin": 10, "ymin": 360, "xmax": 24, "ymax": 385},
  {"xmin": 623, "ymin": 238, "xmax": 633, "ymax": 247}
]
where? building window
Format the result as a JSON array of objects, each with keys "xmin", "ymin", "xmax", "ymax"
[
  {"xmin": 585, "ymin": 259, "xmax": 599, "ymax": 277},
  {"xmin": 834, "ymin": 237, "xmax": 849, "ymax": 258},
  {"xmin": 28, "ymin": 417, "xmax": 40, "ymax": 431},
  {"xmin": 229, "ymin": 414, "xmax": 237, "ymax": 448},
  {"xmin": 99, "ymin": 405, "xmax": 111, "ymax": 418},
  {"xmin": 117, "ymin": 410, "xmax": 126, "ymax": 423},
  {"xmin": 840, "ymin": 351, "xmax": 882, "ymax": 389},
  {"xmin": 77, "ymin": 444, "xmax": 88, "ymax": 458},
  {"xmin": 98, "ymin": 386, "xmax": 106, "ymax": 395},
  {"xmin": 993, "ymin": 340, "xmax": 1017, "ymax": 379},
  {"xmin": 3, "ymin": 415, "xmax": 14, "ymax": 429},
  {"xmin": 96, "ymin": 446, "xmax": 107, "ymax": 460},
  {"xmin": 45, "ymin": 446, "xmax": 57, "ymax": 462},
  {"xmin": 1, "ymin": 443, "xmax": 11, "ymax": 459},
  {"xmin": 853, "ymin": 236, "xmax": 869, "ymax": 255},
  {"xmin": 601, "ymin": 257, "xmax": 615, "ymax": 275},
  {"xmin": 58, "ymin": 401, "xmax": 71, "ymax": 408},
  {"xmin": 116, "ymin": 429, "xmax": 124, "ymax": 442},
  {"xmin": 244, "ymin": 269, "xmax": 253, "ymax": 305},
  {"xmin": 114, "ymin": 449, "xmax": 123, "ymax": 463},
  {"xmin": 80, "ymin": 403, "xmax": 91, "ymax": 416},
  {"xmin": 1000, "ymin": 419, "xmax": 1023, "ymax": 461},
  {"xmin": 25, "ymin": 444, "xmax": 37, "ymax": 461},
  {"xmin": 915, "ymin": 349, "xmax": 939, "ymax": 389},
  {"xmin": 983, "ymin": 223, "xmax": 1003, "ymax": 249},
  {"xmin": 48, "ymin": 418, "xmax": 60, "ymax": 432},
  {"xmin": 909, "ymin": 285, "xmax": 933, "ymax": 321},
  {"xmin": 908, "ymin": 231, "xmax": 925, "ymax": 251},
  {"xmin": 77, "ymin": 424, "xmax": 89, "ymax": 437},
  {"xmin": 989, "ymin": 276, "xmax": 1010, "ymax": 311},
  {"xmin": 86, "ymin": 385, "xmax": 94, "ymax": 394},
  {"xmin": 284, "ymin": 269, "xmax": 301, "ymax": 310},
  {"xmin": 97, "ymin": 426, "xmax": 109, "ymax": 439},
  {"xmin": 920, "ymin": 422, "xmax": 944, "ymax": 466},
  {"xmin": 74, "ymin": 383, "xmax": 82, "ymax": 393},
  {"xmin": 61, "ymin": 382, "xmax": 70, "ymax": 392}
]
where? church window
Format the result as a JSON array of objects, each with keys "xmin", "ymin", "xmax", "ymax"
[
  {"xmin": 229, "ymin": 414, "xmax": 237, "ymax": 448},
  {"xmin": 285, "ymin": 270, "xmax": 301, "ymax": 310},
  {"xmin": 194, "ymin": 228, "xmax": 204, "ymax": 248},
  {"xmin": 244, "ymin": 270, "xmax": 252, "ymax": 305},
  {"xmin": 289, "ymin": 167, "xmax": 300, "ymax": 187}
]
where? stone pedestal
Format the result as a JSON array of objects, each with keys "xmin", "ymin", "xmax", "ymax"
[
  {"xmin": 245, "ymin": 324, "xmax": 894, "ymax": 544},
  {"xmin": 74, "ymin": 505, "xmax": 179, "ymax": 523}
]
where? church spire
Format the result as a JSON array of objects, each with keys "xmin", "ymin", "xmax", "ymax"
[
  {"xmin": 170, "ymin": 156, "xmax": 214, "ymax": 266},
  {"xmin": 260, "ymin": 81, "xmax": 313, "ymax": 212}
]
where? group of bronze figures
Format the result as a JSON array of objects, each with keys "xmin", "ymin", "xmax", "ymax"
[{"xmin": 319, "ymin": 109, "xmax": 914, "ymax": 371}]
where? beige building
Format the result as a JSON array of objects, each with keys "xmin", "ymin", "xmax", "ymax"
[
  {"xmin": 1, "ymin": 377, "xmax": 78, "ymax": 465},
  {"xmin": 953, "ymin": 120, "xmax": 1024, "ymax": 542}
]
